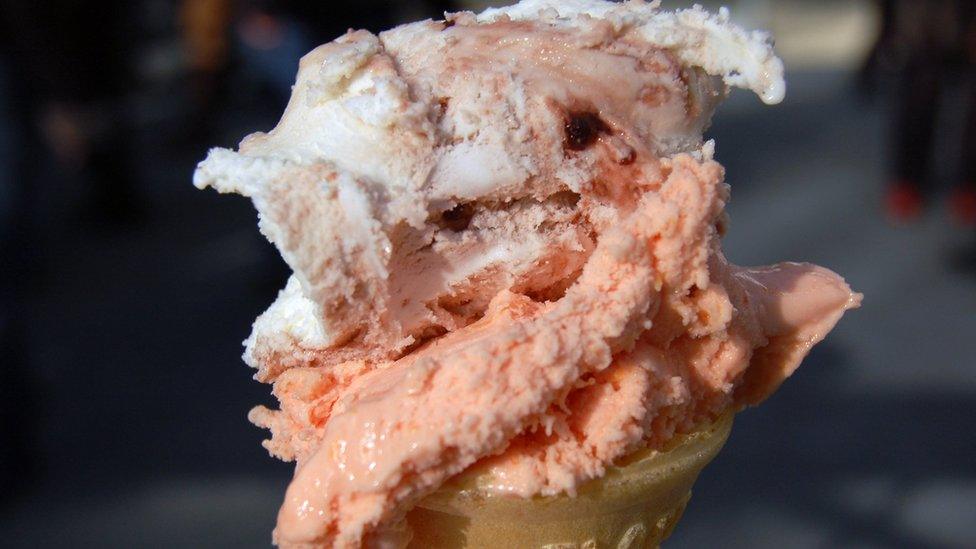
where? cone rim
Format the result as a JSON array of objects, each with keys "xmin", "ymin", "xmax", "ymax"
[{"xmin": 416, "ymin": 412, "xmax": 734, "ymax": 518}]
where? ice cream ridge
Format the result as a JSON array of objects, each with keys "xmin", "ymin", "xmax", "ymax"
[{"xmin": 194, "ymin": 1, "xmax": 861, "ymax": 547}]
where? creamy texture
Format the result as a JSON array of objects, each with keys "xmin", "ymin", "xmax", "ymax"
[{"xmin": 193, "ymin": 1, "xmax": 858, "ymax": 547}]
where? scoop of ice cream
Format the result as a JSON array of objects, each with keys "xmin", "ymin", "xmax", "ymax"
[
  {"xmin": 193, "ymin": 0, "xmax": 786, "ymax": 367},
  {"xmin": 193, "ymin": 1, "xmax": 858, "ymax": 547}
]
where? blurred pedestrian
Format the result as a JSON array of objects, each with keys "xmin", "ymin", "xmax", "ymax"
[
  {"xmin": 863, "ymin": 0, "xmax": 976, "ymax": 226},
  {"xmin": 953, "ymin": 4, "xmax": 976, "ymax": 225},
  {"xmin": 180, "ymin": 0, "xmax": 234, "ymax": 143},
  {"xmin": 0, "ymin": 1, "xmax": 145, "ymax": 227},
  {"xmin": 0, "ymin": 8, "xmax": 46, "ymax": 503}
]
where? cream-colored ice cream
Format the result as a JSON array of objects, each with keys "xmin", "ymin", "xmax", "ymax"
[{"xmin": 193, "ymin": 1, "xmax": 859, "ymax": 547}]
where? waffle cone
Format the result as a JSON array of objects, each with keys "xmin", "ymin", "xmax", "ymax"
[{"xmin": 406, "ymin": 413, "xmax": 733, "ymax": 548}]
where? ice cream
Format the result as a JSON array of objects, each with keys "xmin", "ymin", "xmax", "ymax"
[{"xmin": 193, "ymin": 1, "xmax": 860, "ymax": 547}]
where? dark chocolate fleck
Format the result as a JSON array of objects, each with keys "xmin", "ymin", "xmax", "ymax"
[
  {"xmin": 564, "ymin": 111, "xmax": 610, "ymax": 151},
  {"xmin": 439, "ymin": 202, "xmax": 474, "ymax": 232}
]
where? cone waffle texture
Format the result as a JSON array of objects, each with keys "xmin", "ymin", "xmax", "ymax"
[{"xmin": 406, "ymin": 413, "xmax": 734, "ymax": 548}]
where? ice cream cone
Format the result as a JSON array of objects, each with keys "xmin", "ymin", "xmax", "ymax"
[{"xmin": 406, "ymin": 413, "xmax": 734, "ymax": 548}]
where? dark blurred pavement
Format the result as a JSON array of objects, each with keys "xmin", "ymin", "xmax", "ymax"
[{"xmin": 1, "ymin": 3, "xmax": 975, "ymax": 548}]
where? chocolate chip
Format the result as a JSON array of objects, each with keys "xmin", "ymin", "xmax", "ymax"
[
  {"xmin": 439, "ymin": 202, "xmax": 474, "ymax": 232},
  {"xmin": 564, "ymin": 111, "xmax": 610, "ymax": 151},
  {"xmin": 442, "ymin": 19, "xmax": 456, "ymax": 29}
]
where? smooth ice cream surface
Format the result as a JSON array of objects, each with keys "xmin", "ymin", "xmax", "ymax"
[{"xmin": 193, "ymin": 1, "xmax": 859, "ymax": 547}]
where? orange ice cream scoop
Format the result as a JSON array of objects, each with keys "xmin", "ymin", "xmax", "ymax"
[{"xmin": 193, "ymin": 1, "xmax": 859, "ymax": 547}]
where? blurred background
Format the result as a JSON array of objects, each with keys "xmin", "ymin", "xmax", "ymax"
[{"xmin": 1, "ymin": 0, "xmax": 974, "ymax": 547}]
